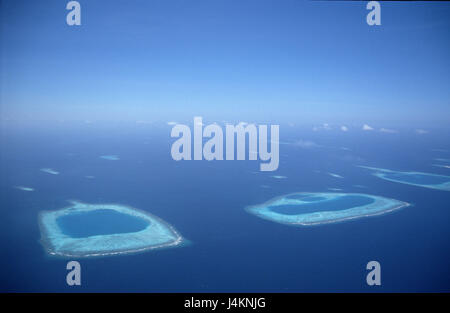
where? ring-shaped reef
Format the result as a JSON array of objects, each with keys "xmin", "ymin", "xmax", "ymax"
[
  {"xmin": 359, "ymin": 166, "xmax": 450, "ymax": 191},
  {"xmin": 39, "ymin": 201, "xmax": 185, "ymax": 257},
  {"xmin": 246, "ymin": 192, "xmax": 409, "ymax": 226}
]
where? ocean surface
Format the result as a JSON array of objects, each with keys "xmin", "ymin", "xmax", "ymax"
[{"xmin": 1, "ymin": 121, "xmax": 449, "ymax": 292}]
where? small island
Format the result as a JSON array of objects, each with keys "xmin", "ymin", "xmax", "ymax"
[
  {"xmin": 246, "ymin": 192, "xmax": 409, "ymax": 226},
  {"xmin": 39, "ymin": 201, "xmax": 185, "ymax": 257}
]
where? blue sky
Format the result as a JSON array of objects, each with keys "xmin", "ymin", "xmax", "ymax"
[{"xmin": 1, "ymin": 0, "xmax": 449, "ymax": 127}]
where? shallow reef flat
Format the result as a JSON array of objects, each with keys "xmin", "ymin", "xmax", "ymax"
[
  {"xmin": 39, "ymin": 201, "xmax": 185, "ymax": 257},
  {"xmin": 359, "ymin": 166, "xmax": 450, "ymax": 191},
  {"xmin": 246, "ymin": 192, "xmax": 409, "ymax": 226}
]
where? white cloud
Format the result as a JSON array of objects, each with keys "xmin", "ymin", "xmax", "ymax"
[
  {"xmin": 362, "ymin": 124, "xmax": 374, "ymax": 131},
  {"xmin": 416, "ymin": 129, "xmax": 429, "ymax": 134},
  {"xmin": 313, "ymin": 123, "xmax": 332, "ymax": 131},
  {"xmin": 292, "ymin": 140, "xmax": 320, "ymax": 149},
  {"xmin": 271, "ymin": 175, "xmax": 287, "ymax": 179},
  {"xmin": 380, "ymin": 128, "xmax": 398, "ymax": 134},
  {"xmin": 341, "ymin": 126, "xmax": 348, "ymax": 132},
  {"xmin": 167, "ymin": 121, "xmax": 177, "ymax": 126},
  {"xmin": 328, "ymin": 172, "xmax": 344, "ymax": 179}
]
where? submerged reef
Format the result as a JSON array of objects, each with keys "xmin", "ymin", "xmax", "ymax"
[
  {"xmin": 15, "ymin": 186, "xmax": 34, "ymax": 191},
  {"xmin": 433, "ymin": 164, "xmax": 450, "ymax": 169},
  {"xmin": 99, "ymin": 155, "xmax": 120, "ymax": 161},
  {"xmin": 39, "ymin": 201, "xmax": 185, "ymax": 257},
  {"xmin": 359, "ymin": 166, "xmax": 450, "ymax": 191},
  {"xmin": 246, "ymin": 192, "xmax": 409, "ymax": 226},
  {"xmin": 434, "ymin": 158, "xmax": 450, "ymax": 163},
  {"xmin": 40, "ymin": 168, "xmax": 59, "ymax": 175}
]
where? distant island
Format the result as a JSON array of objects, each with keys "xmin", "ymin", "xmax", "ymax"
[
  {"xmin": 359, "ymin": 166, "xmax": 450, "ymax": 191},
  {"xmin": 246, "ymin": 192, "xmax": 409, "ymax": 226},
  {"xmin": 39, "ymin": 201, "xmax": 185, "ymax": 257}
]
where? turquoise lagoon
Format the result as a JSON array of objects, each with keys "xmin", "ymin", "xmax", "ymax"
[
  {"xmin": 246, "ymin": 192, "xmax": 409, "ymax": 226},
  {"xmin": 39, "ymin": 201, "xmax": 185, "ymax": 257},
  {"xmin": 359, "ymin": 166, "xmax": 450, "ymax": 191}
]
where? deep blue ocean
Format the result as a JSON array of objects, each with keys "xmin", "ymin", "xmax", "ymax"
[{"xmin": 1, "ymin": 121, "xmax": 449, "ymax": 292}]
